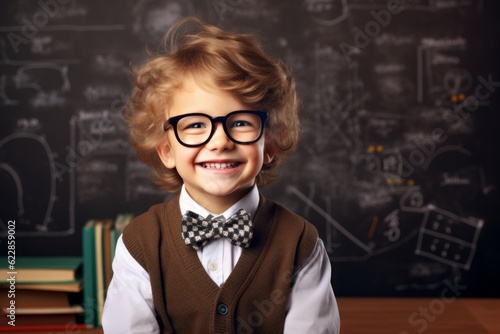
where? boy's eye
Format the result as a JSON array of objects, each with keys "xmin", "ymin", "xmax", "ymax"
[
  {"xmin": 186, "ymin": 122, "xmax": 206, "ymax": 129},
  {"xmin": 178, "ymin": 116, "xmax": 210, "ymax": 132},
  {"xmin": 232, "ymin": 120, "xmax": 251, "ymax": 127},
  {"xmin": 228, "ymin": 114, "xmax": 260, "ymax": 130}
]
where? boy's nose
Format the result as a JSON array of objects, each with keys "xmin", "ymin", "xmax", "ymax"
[{"xmin": 206, "ymin": 123, "xmax": 234, "ymax": 150}]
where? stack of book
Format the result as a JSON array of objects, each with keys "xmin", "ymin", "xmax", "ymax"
[
  {"xmin": 0, "ymin": 256, "xmax": 88, "ymax": 332},
  {"xmin": 82, "ymin": 213, "xmax": 133, "ymax": 328}
]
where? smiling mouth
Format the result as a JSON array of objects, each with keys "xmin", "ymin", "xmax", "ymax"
[{"xmin": 200, "ymin": 162, "xmax": 240, "ymax": 169}]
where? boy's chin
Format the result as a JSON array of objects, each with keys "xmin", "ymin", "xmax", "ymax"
[{"xmin": 188, "ymin": 183, "xmax": 254, "ymax": 206}]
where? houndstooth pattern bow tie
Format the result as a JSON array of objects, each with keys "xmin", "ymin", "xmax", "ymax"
[{"xmin": 181, "ymin": 209, "xmax": 254, "ymax": 250}]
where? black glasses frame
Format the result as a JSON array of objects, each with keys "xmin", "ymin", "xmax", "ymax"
[{"xmin": 164, "ymin": 110, "xmax": 268, "ymax": 147}]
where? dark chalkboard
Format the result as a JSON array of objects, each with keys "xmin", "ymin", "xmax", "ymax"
[{"xmin": 1, "ymin": 0, "xmax": 499, "ymax": 297}]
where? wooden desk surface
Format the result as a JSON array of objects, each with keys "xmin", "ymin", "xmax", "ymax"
[
  {"xmin": 337, "ymin": 297, "xmax": 500, "ymax": 334},
  {"xmin": 14, "ymin": 298, "xmax": 499, "ymax": 333}
]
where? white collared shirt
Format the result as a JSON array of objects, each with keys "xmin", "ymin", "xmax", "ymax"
[{"xmin": 102, "ymin": 185, "xmax": 340, "ymax": 333}]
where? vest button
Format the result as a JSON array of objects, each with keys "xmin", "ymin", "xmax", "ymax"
[{"xmin": 217, "ymin": 303, "xmax": 228, "ymax": 315}]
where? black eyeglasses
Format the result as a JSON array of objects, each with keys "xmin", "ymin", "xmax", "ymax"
[{"xmin": 164, "ymin": 110, "xmax": 268, "ymax": 147}]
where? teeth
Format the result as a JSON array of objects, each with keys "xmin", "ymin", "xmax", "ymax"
[{"xmin": 202, "ymin": 162, "xmax": 238, "ymax": 169}]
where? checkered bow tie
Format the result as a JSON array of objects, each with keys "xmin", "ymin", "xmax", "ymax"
[{"xmin": 181, "ymin": 209, "xmax": 254, "ymax": 250}]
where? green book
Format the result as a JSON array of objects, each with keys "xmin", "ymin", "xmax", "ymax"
[
  {"xmin": 82, "ymin": 219, "xmax": 97, "ymax": 327},
  {"xmin": 110, "ymin": 213, "xmax": 133, "ymax": 261},
  {"xmin": 1, "ymin": 256, "xmax": 82, "ymax": 283}
]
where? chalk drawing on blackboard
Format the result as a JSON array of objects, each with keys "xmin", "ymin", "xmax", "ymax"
[
  {"xmin": 73, "ymin": 110, "xmax": 165, "ymax": 204},
  {"xmin": 12, "ymin": 63, "xmax": 71, "ymax": 92},
  {"xmin": 377, "ymin": 75, "xmax": 415, "ymax": 108},
  {"xmin": 348, "ymin": 0, "xmax": 481, "ymax": 11},
  {"xmin": 478, "ymin": 167, "xmax": 495, "ymax": 195},
  {"xmin": 423, "ymin": 146, "xmax": 494, "ymax": 218},
  {"xmin": 0, "ymin": 74, "xmax": 17, "ymax": 105},
  {"xmin": 415, "ymin": 205, "xmax": 483, "ymax": 270},
  {"xmin": 132, "ymin": 0, "xmax": 194, "ymax": 44},
  {"xmin": 303, "ymin": 0, "xmax": 349, "ymax": 26},
  {"xmin": 0, "ymin": 63, "xmax": 70, "ymax": 107},
  {"xmin": 0, "ymin": 162, "xmax": 25, "ymax": 216},
  {"xmin": 305, "ymin": 43, "xmax": 362, "ymax": 151},
  {"xmin": 365, "ymin": 147, "xmax": 403, "ymax": 176},
  {"xmin": 399, "ymin": 186, "xmax": 426, "ymax": 213},
  {"xmin": 417, "ymin": 38, "xmax": 467, "ymax": 104},
  {"xmin": 0, "ymin": 37, "xmax": 80, "ymax": 66},
  {"xmin": 348, "ymin": 0, "xmax": 432, "ymax": 11},
  {"xmin": 75, "ymin": 110, "xmax": 130, "ymax": 155},
  {"xmin": 93, "ymin": 54, "xmax": 128, "ymax": 76},
  {"xmin": 286, "ymin": 185, "xmax": 421, "ymax": 261},
  {"xmin": 382, "ymin": 209, "xmax": 402, "ymax": 242},
  {"xmin": 83, "ymin": 85, "xmax": 124, "ymax": 103},
  {"xmin": 30, "ymin": 35, "xmax": 53, "ymax": 56},
  {"xmin": 442, "ymin": 67, "xmax": 473, "ymax": 95},
  {"xmin": 0, "ymin": 132, "xmax": 75, "ymax": 236},
  {"xmin": 287, "ymin": 184, "xmax": 373, "ymax": 253},
  {"xmin": 125, "ymin": 159, "xmax": 167, "ymax": 201}
]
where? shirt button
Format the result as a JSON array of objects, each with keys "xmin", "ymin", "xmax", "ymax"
[
  {"xmin": 217, "ymin": 303, "xmax": 228, "ymax": 315},
  {"xmin": 208, "ymin": 262, "xmax": 218, "ymax": 271}
]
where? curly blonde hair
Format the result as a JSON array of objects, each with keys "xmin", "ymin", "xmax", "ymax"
[{"xmin": 124, "ymin": 17, "xmax": 300, "ymax": 194}]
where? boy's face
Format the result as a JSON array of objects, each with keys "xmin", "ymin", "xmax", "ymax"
[{"xmin": 157, "ymin": 77, "xmax": 275, "ymax": 213}]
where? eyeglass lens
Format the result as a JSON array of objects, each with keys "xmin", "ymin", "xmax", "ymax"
[{"xmin": 174, "ymin": 112, "xmax": 264, "ymax": 146}]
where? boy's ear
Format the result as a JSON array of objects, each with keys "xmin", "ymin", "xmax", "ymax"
[
  {"xmin": 263, "ymin": 134, "xmax": 276, "ymax": 164},
  {"xmin": 156, "ymin": 141, "xmax": 176, "ymax": 169}
]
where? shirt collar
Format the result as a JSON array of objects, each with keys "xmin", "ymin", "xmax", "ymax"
[{"xmin": 179, "ymin": 185, "xmax": 260, "ymax": 219}]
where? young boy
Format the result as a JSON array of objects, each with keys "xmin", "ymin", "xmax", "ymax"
[{"xmin": 102, "ymin": 17, "xmax": 340, "ymax": 333}]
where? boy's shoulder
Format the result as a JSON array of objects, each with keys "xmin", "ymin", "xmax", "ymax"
[
  {"xmin": 260, "ymin": 197, "xmax": 320, "ymax": 270},
  {"xmin": 122, "ymin": 196, "xmax": 179, "ymax": 246},
  {"xmin": 125, "ymin": 195, "xmax": 179, "ymax": 230},
  {"xmin": 122, "ymin": 196, "xmax": 180, "ymax": 268}
]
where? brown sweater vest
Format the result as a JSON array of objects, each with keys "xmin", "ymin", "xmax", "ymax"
[{"xmin": 123, "ymin": 195, "xmax": 319, "ymax": 334}]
